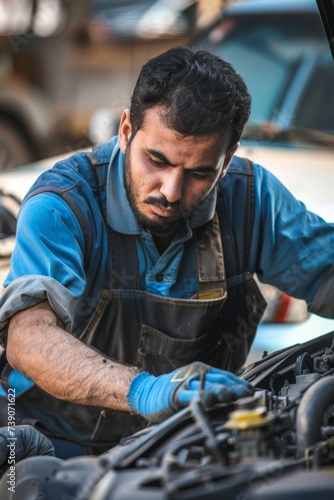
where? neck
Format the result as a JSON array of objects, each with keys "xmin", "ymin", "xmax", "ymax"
[{"xmin": 152, "ymin": 231, "xmax": 175, "ymax": 254}]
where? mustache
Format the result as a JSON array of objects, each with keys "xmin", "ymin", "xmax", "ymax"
[
  {"xmin": 144, "ymin": 196, "xmax": 195, "ymax": 218},
  {"xmin": 144, "ymin": 196, "xmax": 181, "ymax": 211}
]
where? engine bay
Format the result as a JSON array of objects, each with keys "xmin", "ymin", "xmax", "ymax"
[{"xmin": 91, "ymin": 331, "xmax": 334, "ymax": 499}]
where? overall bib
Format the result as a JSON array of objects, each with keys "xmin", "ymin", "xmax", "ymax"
[{"xmin": 0, "ymin": 149, "xmax": 267, "ymax": 454}]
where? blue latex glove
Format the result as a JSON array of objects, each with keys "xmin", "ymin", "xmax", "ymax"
[{"xmin": 127, "ymin": 362, "xmax": 254, "ymax": 423}]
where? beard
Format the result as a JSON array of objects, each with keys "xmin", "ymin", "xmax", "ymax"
[{"xmin": 123, "ymin": 144, "xmax": 189, "ymax": 235}]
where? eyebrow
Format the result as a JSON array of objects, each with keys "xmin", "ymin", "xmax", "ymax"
[
  {"xmin": 146, "ymin": 148, "xmax": 217, "ymax": 172},
  {"xmin": 147, "ymin": 148, "xmax": 175, "ymax": 166}
]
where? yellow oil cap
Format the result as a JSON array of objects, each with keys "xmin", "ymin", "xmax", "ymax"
[{"xmin": 225, "ymin": 406, "xmax": 275, "ymax": 430}]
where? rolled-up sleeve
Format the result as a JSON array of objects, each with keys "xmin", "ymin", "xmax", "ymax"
[{"xmin": 0, "ymin": 275, "xmax": 75, "ymax": 344}]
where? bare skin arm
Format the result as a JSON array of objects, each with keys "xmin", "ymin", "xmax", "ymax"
[{"xmin": 6, "ymin": 300, "xmax": 139, "ymax": 411}]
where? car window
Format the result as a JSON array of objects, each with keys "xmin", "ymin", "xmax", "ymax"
[
  {"xmin": 210, "ymin": 26, "xmax": 293, "ymax": 123},
  {"xmin": 293, "ymin": 52, "xmax": 334, "ymax": 134},
  {"xmin": 196, "ymin": 14, "xmax": 333, "ymax": 132}
]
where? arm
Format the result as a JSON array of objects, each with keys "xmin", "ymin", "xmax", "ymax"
[
  {"xmin": 4, "ymin": 191, "xmax": 252, "ymax": 418},
  {"xmin": 247, "ymin": 164, "xmax": 334, "ymax": 315},
  {"xmin": 6, "ymin": 300, "xmax": 254, "ymax": 421},
  {"xmin": 6, "ymin": 300, "xmax": 138, "ymax": 411}
]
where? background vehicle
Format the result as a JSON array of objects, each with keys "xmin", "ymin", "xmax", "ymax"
[
  {"xmin": 193, "ymin": 0, "xmax": 334, "ymax": 138},
  {"xmin": 0, "ymin": 0, "xmax": 201, "ymax": 170}
]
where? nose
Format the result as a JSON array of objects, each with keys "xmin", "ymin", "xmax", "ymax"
[{"xmin": 160, "ymin": 169, "xmax": 183, "ymax": 203}]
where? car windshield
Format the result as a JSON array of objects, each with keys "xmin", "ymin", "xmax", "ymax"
[{"xmin": 198, "ymin": 14, "xmax": 334, "ymax": 136}]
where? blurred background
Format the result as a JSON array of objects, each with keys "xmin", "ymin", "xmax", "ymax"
[{"xmin": 0, "ymin": 0, "xmax": 230, "ymax": 170}]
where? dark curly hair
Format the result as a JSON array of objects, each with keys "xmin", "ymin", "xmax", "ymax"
[{"xmin": 130, "ymin": 46, "xmax": 251, "ymax": 151}]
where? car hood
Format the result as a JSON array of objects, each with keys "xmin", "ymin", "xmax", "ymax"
[{"xmin": 237, "ymin": 143, "xmax": 334, "ymax": 221}]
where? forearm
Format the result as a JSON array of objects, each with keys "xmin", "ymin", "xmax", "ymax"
[{"xmin": 6, "ymin": 301, "xmax": 139, "ymax": 411}]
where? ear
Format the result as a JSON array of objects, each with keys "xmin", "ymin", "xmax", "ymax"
[
  {"xmin": 118, "ymin": 109, "xmax": 132, "ymax": 153},
  {"xmin": 220, "ymin": 142, "xmax": 239, "ymax": 178}
]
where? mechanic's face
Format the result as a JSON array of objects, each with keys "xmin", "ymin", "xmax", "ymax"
[{"xmin": 118, "ymin": 107, "xmax": 237, "ymax": 234}]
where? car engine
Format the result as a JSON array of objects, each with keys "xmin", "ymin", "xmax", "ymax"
[{"xmin": 90, "ymin": 331, "xmax": 334, "ymax": 500}]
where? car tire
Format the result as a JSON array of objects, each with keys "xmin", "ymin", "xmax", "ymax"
[{"xmin": 0, "ymin": 119, "xmax": 34, "ymax": 170}]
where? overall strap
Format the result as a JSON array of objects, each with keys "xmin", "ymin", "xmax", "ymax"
[
  {"xmin": 244, "ymin": 158, "xmax": 255, "ymax": 267},
  {"xmin": 217, "ymin": 157, "xmax": 255, "ymax": 278},
  {"xmin": 91, "ymin": 148, "xmax": 141, "ymax": 290},
  {"xmin": 196, "ymin": 213, "xmax": 227, "ymax": 296},
  {"xmin": 108, "ymin": 231, "xmax": 141, "ymax": 290},
  {"xmin": 24, "ymin": 185, "xmax": 93, "ymax": 271}
]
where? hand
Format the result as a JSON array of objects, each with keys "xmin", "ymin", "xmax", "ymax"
[{"xmin": 127, "ymin": 361, "xmax": 254, "ymax": 423}]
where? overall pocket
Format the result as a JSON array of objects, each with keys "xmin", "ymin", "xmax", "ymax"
[{"xmin": 137, "ymin": 324, "xmax": 227, "ymax": 375}]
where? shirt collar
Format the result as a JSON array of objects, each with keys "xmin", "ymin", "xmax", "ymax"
[{"xmin": 106, "ymin": 138, "xmax": 217, "ymax": 234}]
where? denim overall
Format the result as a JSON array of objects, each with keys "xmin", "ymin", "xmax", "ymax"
[{"xmin": 0, "ymin": 145, "xmax": 266, "ymax": 454}]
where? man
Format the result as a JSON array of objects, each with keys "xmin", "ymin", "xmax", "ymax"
[{"xmin": 0, "ymin": 46, "xmax": 333, "ymax": 457}]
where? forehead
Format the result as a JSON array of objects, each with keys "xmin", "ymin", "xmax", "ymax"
[{"xmin": 136, "ymin": 107, "xmax": 229, "ymax": 165}]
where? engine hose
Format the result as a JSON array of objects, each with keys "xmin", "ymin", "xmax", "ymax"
[{"xmin": 296, "ymin": 376, "xmax": 334, "ymax": 458}]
